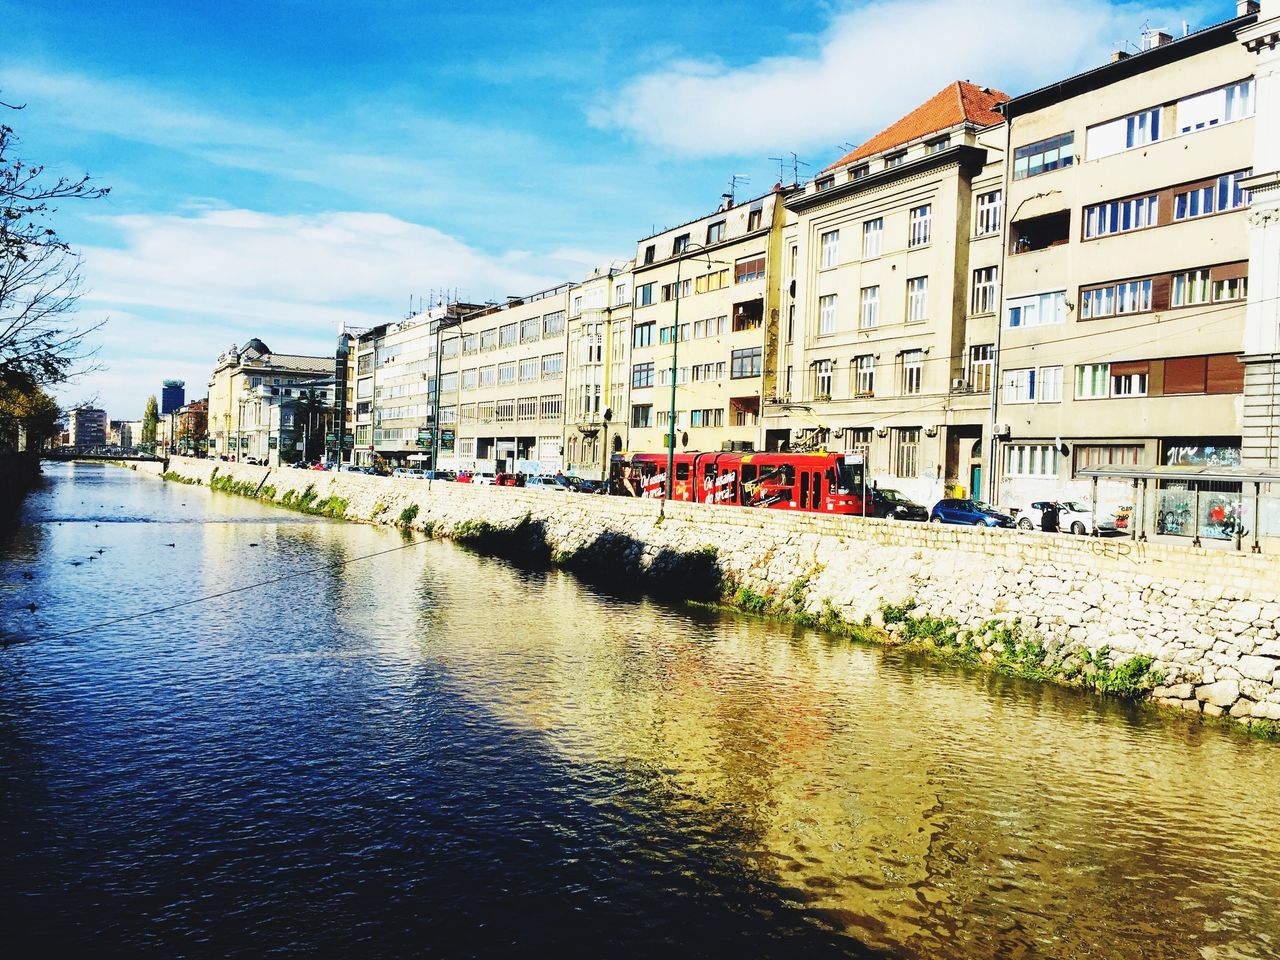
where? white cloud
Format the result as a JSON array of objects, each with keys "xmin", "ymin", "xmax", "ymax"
[
  {"xmin": 69, "ymin": 208, "xmax": 605, "ymax": 417},
  {"xmin": 592, "ymin": 0, "xmax": 1211, "ymax": 157}
]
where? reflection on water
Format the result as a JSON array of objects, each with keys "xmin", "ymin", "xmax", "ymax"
[{"xmin": 2, "ymin": 463, "xmax": 1279, "ymax": 958}]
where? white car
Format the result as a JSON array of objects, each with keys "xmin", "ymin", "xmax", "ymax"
[
  {"xmin": 469, "ymin": 472, "xmax": 496, "ymax": 485},
  {"xmin": 525, "ymin": 475, "xmax": 571, "ymax": 492},
  {"xmin": 1013, "ymin": 500, "xmax": 1115, "ymax": 535},
  {"xmin": 392, "ymin": 468, "xmax": 426, "ymax": 479}
]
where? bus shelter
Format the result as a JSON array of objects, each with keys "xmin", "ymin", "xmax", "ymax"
[{"xmin": 1076, "ymin": 465, "xmax": 1280, "ymax": 553}]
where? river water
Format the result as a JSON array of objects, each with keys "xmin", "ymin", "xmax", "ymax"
[{"xmin": 2, "ymin": 463, "xmax": 1280, "ymax": 959}]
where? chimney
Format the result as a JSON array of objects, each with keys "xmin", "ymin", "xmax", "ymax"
[
  {"xmin": 1143, "ymin": 30, "xmax": 1174, "ymax": 49},
  {"xmin": 1111, "ymin": 49, "xmax": 1131, "ymax": 63},
  {"xmin": 1237, "ymin": 1, "xmax": 1260, "ymax": 16}
]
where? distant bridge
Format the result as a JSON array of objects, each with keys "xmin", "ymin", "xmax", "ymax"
[{"xmin": 42, "ymin": 446, "xmax": 168, "ymax": 464}]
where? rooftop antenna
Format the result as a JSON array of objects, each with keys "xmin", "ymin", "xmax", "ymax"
[
  {"xmin": 769, "ymin": 152, "xmax": 810, "ymax": 186},
  {"xmin": 725, "ymin": 173, "xmax": 750, "ymax": 208}
]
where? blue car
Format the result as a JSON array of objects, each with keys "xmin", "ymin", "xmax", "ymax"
[{"xmin": 929, "ymin": 498, "xmax": 1016, "ymax": 528}]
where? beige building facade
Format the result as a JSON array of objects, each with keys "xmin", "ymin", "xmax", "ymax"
[
  {"xmin": 997, "ymin": 16, "xmax": 1258, "ymax": 520},
  {"xmin": 207, "ymin": 339, "xmax": 334, "ymax": 460},
  {"xmin": 769, "ymin": 83, "xmax": 1008, "ymax": 507},
  {"xmin": 564, "ymin": 263, "xmax": 633, "ymax": 479},
  {"xmin": 625, "ymin": 190, "xmax": 792, "ymax": 458}
]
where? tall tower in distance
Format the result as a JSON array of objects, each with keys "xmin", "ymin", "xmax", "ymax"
[{"xmin": 161, "ymin": 379, "xmax": 186, "ymax": 415}]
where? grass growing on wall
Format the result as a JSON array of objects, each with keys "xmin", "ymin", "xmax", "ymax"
[{"xmin": 205, "ymin": 474, "xmax": 347, "ymax": 519}]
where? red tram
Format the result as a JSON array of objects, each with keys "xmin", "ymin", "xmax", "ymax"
[{"xmin": 610, "ymin": 450, "xmax": 869, "ymax": 516}]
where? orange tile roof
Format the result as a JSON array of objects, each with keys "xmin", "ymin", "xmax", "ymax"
[{"xmin": 824, "ymin": 81, "xmax": 1010, "ymax": 172}]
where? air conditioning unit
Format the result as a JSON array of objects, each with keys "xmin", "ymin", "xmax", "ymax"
[
  {"xmin": 875, "ymin": 425, "xmax": 889, "ymax": 438},
  {"xmin": 950, "ymin": 378, "xmax": 972, "ymax": 393},
  {"xmin": 993, "ymin": 423, "xmax": 1012, "ymax": 438}
]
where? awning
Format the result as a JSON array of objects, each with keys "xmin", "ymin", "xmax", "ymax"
[{"xmin": 1077, "ymin": 465, "xmax": 1280, "ymax": 484}]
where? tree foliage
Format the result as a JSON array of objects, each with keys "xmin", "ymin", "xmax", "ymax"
[
  {"xmin": 141, "ymin": 395, "xmax": 159, "ymax": 444},
  {"xmin": 0, "ymin": 382, "xmax": 59, "ymax": 452},
  {"xmin": 1, "ymin": 100, "xmax": 109, "ymax": 395}
]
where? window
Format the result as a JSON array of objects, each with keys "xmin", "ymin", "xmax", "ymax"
[
  {"xmin": 706, "ymin": 221, "xmax": 725, "ymax": 244},
  {"xmin": 478, "ymin": 365, "xmax": 496, "ymax": 387},
  {"xmin": 1075, "ymin": 363, "xmax": 1110, "ymax": 399},
  {"xmin": 846, "ymin": 427, "xmax": 872, "ymax": 460},
  {"xmin": 614, "ymin": 281, "xmax": 629, "ymax": 306},
  {"xmin": 520, "ymin": 317, "xmax": 541, "ymax": 342},
  {"xmin": 818, "ymin": 294, "xmax": 838, "ymax": 335},
  {"xmin": 540, "ymin": 395, "xmax": 562, "ymax": 420},
  {"xmin": 894, "ymin": 428, "xmax": 920, "ymax": 478},
  {"xmin": 632, "ymin": 362, "xmax": 654, "ymax": 388},
  {"xmin": 543, "ymin": 311, "xmax": 566, "ymax": 336},
  {"xmin": 906, "ymin": 276, "xmax": 928, "ymax": 322},
  {"xmin": 909, "ymin": 205, "xmax": 931, "ymax": 247},
  {"xmin": 813, "ymin": 360, "xmax": 833, "ymax": 398},
  {"xmin": 860, "ymin": 286, "xmax": 879, "ymax": 329},
  {"xmin": 631, "ymin": 404, "xmax": 653, "ymax": 428},
  {"xmin": 673, "ymin": 233, "xmax": 690, "ymax": 254},
  {"xmin": 885, "ymin": 151, "xmax": 907, "ymax": 169},
  {"xmin": 1014, "ymin": 132, "xmax": 1074, "ymax": 179},
  {"xmin": 1213, "ymin": 276, "xmax": 1247, "ymax": 302},
  {"xmin": 975, "ymin": 190, "xmax": 1003, "ymax": 236},
  {"xmin": 541, "ymin": 354, "xmax": 563, "ymax": 379},
  {"xmin": 747, "ymin": 206, "xmax": 763, "ymax": 230},
  {"xmin": 735, "ymin": 255, "xmax": 766, "ymax": 283},
  {"xmin": 731, "ymin": 347, "xmax": 762, "ymax": 379},
  {"xmin": 1080, "ymin": 278, "xmax": 1153, "ymax": 319},
  {"xmin": 1038, "ymin": 366, "xmax": 1063, "ymax": 402},
  {"xmin": 695, "ymin": 268, "xmax": 729, "ymax": 294},
  {"xmin": 820, "ymin": 230, "xmax": 839, "ymax": 269},
  {"xmin": 1010, "ymin": 210, "xmax": 1070, "ymax": 253},
  {"xmin": 851, "ymin": 163, "xmax": 870, "ymax": 180},
  {"xmin": 633, "ymin": 322, "xmax": 655, "ymax": 348},
  {"xmin": 925, "ymin": 135, "xmax": 950, "ymax": 155},
  {"xmin": 1171, "ymin": 269, "xmax": 1211, "ymax": 307},
  {"xmin": 635, "ymin": 283, "xmax": 655, "ymax": 307},
  {"xmin": 1074, "ymin": 444, "xmax": 1144, "ymax": 474},
  {"xmin": 862, "ymin": 218, "xmax": 883, "ymax": 258},
  {"xmin": 690, "ymin": 408, "xmax": 724, "ymax": 428},
  {"xmin": 1083, "ymin": 194, "xmax": 1158, "ymax": 239},
  {"xmin": 854, "ymin": 355, "xmax": 875, "ymax": 396},
  {"xmin": 901, "ymin": 350, "xmax": 923, "ymax": 395},
  {"xmin": 1111, "ymin": 367, "xmax": 1148, "ymax": 397},
  {"xmin": 661, "ymin": 279, "xmax": 691, "ymax": 301},
  {"xmin": 518, "ymin": 358, "xmax": 539, "ymax": 383},
  {"xmin": 517, "ymin": 397, "xmax": 538, "ymax": 422},
  {"xmin": 480, "ymin": 328, "xmax": 497, "ymax": 351},
  {"xmin": 1177, "ymin": 79, "xmax": 1254, "ymax": 133},
  {"xmin": 643, "ymin": 244, "xmax": 656, "ymax": 265},
  {"xmin": 1174, "ymin": 170, "xmax": 1251, "ymax": 220},
  {"xmin": 1006, "ymin": 290, "xmax": 1066, "ymax": 329},
  {"xmin": 499, "ymin": 323, "xmax": 518, "ymax": 348},
  {"xmin": 462, "ymin": 333, "xmax": 480, "ymax": 355},
  {"xmin": 969, "ymin": 345, "xmax": 994, "ymax": 393},
  {"xmin": 497, "ymin": 361, "xmax": 516, "ymax": 385},
  {"xmin": 1005, "ymin": 444, "xmax": 1059, "ymax": 478},
  {"xmin": 815, "ymin": 175, "xmax": 835, "ymax": 192},
  {"xmin": 461, "ymin": 368, "xmax": 478, "ymax": 390},
  {"xmin": 971, "ymin": 266, "xmax": 998, "ymax": 315},
  {"xmin": 1002, "ymin": 367, "xmax": 1036, "ymax": 404},
  {"xmin": 1087, "ymin": 107, "xmax": 1160, "ymax": 160}
]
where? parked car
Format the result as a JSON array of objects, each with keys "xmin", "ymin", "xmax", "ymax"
[
  {"xmin": 568, "ymin": 477, "xmax": 606, "ymax": 495},
  {"xmin": 868, "ymin": 487, "xmax": 928, "ymax": 521},
  {"xmin": 392, "ymin": 468, "xmax": 426, "ymax": 479},
  {"xmin": 525, "ymin": 475, "xmax": 571, "ymax": 492},
  {"xmin": 929, "ymin": 498, "xmax": 1016, "ymax": 528},
  {"xmin": 422, "ymin": 470, "xmax": 455, "ymax": 481},
  {"xmin": 469, "ymin": 472, "xmax": 496, "ymax": 485},
  {"xmin": 1013, "ymin": 500, "xmax": 1115, "ymax": 535}
]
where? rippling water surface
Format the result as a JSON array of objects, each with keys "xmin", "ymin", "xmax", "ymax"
[{"xmin": 3, "ymin": 463, "xmax": 1280, "ymax": 958}]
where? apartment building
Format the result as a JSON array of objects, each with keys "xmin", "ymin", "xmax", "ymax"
[
  {"xmin": 207, "ymin": 339, "xmax": 334, "ymax": 459},
  {"xmin": 626, "ymin": 189, "xmax": 792, "ymax": 457},
  {"xmin": 997, "ymin": 12, "xmax": 1259, "ymax": 516},
  {"xmin": 564, "ymin": 262, "xmax": 633, "ymax": 478},
  {"xmin": 67, "ymin": 406, "xmax": 107, "ymax": 446},
  {"xmin": 769, "ymin": 82, "xmax": 1009, "ymax": 505},
  {"xmin": 447, "ymin": 286, "xmax": 571, "ymax": 474}
]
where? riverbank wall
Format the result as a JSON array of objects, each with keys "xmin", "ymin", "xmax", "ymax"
[{"xmin": 152, "ymin": 457, "xmax": 1280, "ymax": 729}]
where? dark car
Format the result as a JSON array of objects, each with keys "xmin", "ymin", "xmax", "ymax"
[
  {"xmin": 869, "ymin": 487, "xmax": 928, "ymax": 521},
  {"xmin": 929, "ymin": 498, "xmax": 1016, "ymax": 528},
  {"xmin": 567, "ymin": 477, "xmax": 606, "ymax": 494}
]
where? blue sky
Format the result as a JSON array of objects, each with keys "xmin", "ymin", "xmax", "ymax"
[{"xmin": 1, "ymin": 0, "xmax": 1236, "ymax": 418}]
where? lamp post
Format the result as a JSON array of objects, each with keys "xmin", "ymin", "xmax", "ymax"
[
  {"xmin": 665, "ymin": 242, "xmax": 732, "ymax": 499},
  {"xmin": 601, "ymin": 407, "xmax": 612, "ymax": 485}
]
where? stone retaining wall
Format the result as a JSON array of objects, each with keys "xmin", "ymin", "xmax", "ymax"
[{"xmin": 158, "ymin": 457, "xmax": 1280, "ymax": 728}]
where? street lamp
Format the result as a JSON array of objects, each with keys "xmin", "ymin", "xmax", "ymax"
[
  {"xmin": 601, "ymin": 406, "xmax": 613, "ymax": 485},
  {"xmin": 665, "ymin": 242, "xmax": 732, "ymax": 499}
]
